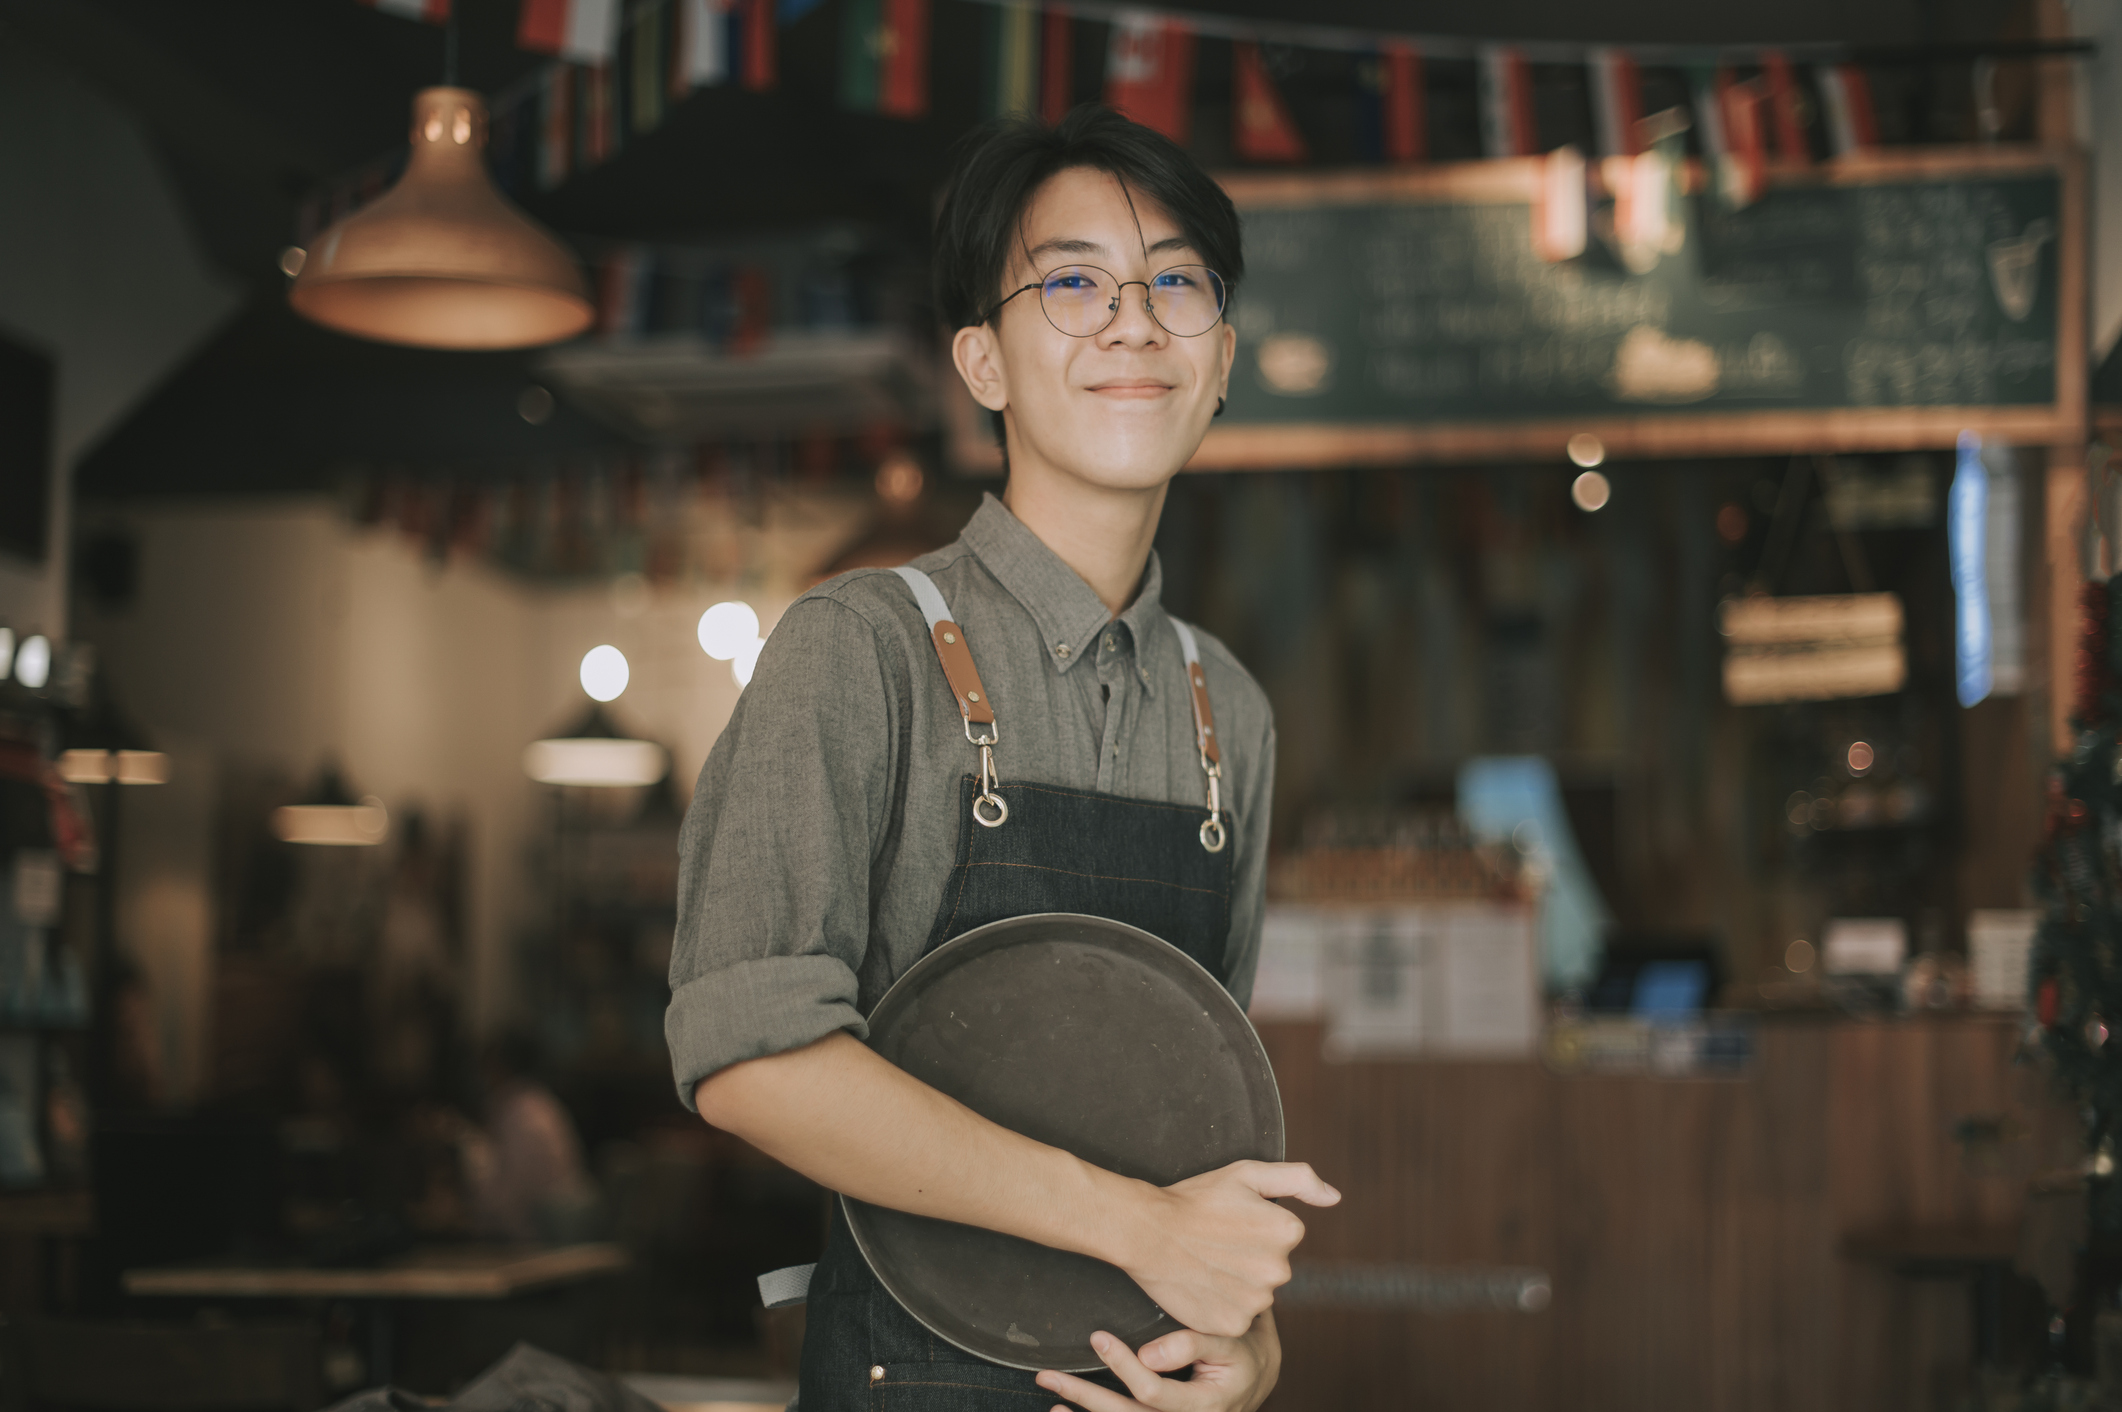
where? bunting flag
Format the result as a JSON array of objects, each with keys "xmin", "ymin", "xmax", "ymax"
[
  {"xmin": 1382, "ymin": 44, "xmax": 1425, "ymax": 163},
  {"xmin": 739, "ymin": 0, "xmax": 776, "ymax": 88},
  {"xmin": 632, "ymin": 3, "xmax": 667, "ymax": 132},
  {"xmin": 1040, "ymin": 10, "xmax": 1073, "ymax": 124},
  {"xmin": 539, "ymin": 65, "xmax": 574, "ymax": 188},
  {"xmin": 672, "ymin": 0, "xmax": 728, "ymax": 92},
  {"xmin": 986, "ymin": 2, "xmax": 1039, "ymax": 118},
  {"xmin": 1477, "ymin": 46, "xmax": 1535, "ymax": 158},
  {"xmin": 1816, "ymin": 63, "xmax": 1877, "ymax": 156},
  {"xmin": 1760, "ymin": 51, "xmax": 1809, "ymax": 161},
  {"xmin": 1233, "ymin": 42, "xmax": 1307, "ymax": 162},
  {"xmin": 359, "ymin": 0, "xmax": 451, "ymax": 21},
  {"xmin": 519, "ymin": 0, "xmax": 620, "ymax": 64},
  {"xmin": 583, "ymin": 62, "xmax": 616, "ymax": 165},
  {"xmin": 1714, "ymin": 69, "xmax": 1768, "ymax": 208},
  {"xmin": 879, "ymin": 0, "xmax": 931, "ymax": 116},
  {"xmin": 1106, "ymin": 15, "xmax": 1196, "ymax": 143},
  {"xmin": 1587, "ymin": 47, "xmax": 1642, "ymax": 157},
  {"xmin": 1532, "ymin": 145, "xmax": 1587, "ymax": 261}
]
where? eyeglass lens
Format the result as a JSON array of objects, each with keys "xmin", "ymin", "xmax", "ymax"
[{"xmin": 1039, "ymin": 265, "xmax": 1226, "ymax": 338}]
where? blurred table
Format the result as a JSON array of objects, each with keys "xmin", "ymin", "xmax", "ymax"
[
  {"xmin": 624, "ymin": 1373, "xmax": 796, "ymax": 1412},
  {"xmin": 123, "ymin": 1243, "xmax": 628, "ymax": 1384}
]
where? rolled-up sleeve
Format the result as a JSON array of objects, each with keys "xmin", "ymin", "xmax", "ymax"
[{"xmin": 665, "ymin": 594, "xmax": 897, "ymax": 1110}]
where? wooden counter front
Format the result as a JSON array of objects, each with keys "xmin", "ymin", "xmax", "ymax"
[{"xmin": 1262, "ymin": 1015, "xmax": 2066, "ymax": 1411}]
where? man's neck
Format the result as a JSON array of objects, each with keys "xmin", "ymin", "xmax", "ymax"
[{"xmin": 1001, "ymin": 469, "xmax": 1168, "ymax": 618}]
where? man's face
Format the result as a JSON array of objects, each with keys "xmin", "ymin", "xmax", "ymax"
[{"xmin": 956, "ymin": 166, "xmax": 1236, "ymax": 493}]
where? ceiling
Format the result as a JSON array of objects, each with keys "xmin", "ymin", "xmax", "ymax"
[{"xmin": 1, "ymin": 0, "xmax": 2023, "ymax": 496}]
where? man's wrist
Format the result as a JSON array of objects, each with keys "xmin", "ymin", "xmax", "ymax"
[{"xmin": 1075, "ymin": 1162, "xmax": 1165, "ymax": 1272}]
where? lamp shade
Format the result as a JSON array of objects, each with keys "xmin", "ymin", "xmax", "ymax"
[
  {"xmin": 524, "ymin": 705, "xmax": 668, "ymax": 788},
  {"xmin": 272, "ymin": 765, "xmax": 389, "ymax": 846},
  {"xmin": 289, "ymin": 87, "xmax": 594, "ymax": 350},
  {"xmin": 59, "ymin": 672, "xmax": 168, "ymax": 785}
]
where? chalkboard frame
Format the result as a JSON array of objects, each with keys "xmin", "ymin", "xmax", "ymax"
[{"xmin": 1190, "ymin": 145, "xmax": 2085, "ymax": 470}]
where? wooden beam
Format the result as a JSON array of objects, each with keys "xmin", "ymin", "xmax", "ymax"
[{"xmin": 2047, "ymin": 451, "xmax": 2086, "ymax": 757}]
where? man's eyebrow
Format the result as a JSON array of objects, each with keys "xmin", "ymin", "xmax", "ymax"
[
  {"xmin": 1021, "ymin": 234, "xmax": 1200, "ymax": 266},
  {"xmin": 1022, "ymin": 237, "xmax": 1109, "ymax": 264}
]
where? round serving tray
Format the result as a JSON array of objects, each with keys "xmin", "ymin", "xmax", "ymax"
[{"xmin": 843, "ymin": 911, "xmax": 1284, "ymax": 1372}]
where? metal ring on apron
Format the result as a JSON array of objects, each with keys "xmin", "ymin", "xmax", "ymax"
[
  {"xmin": 1199, "ymin": 815, "xmax": 1227, "ymax": 852},
  {"xmin": 974, "ymin": 793, "xmax": 1009, "ymax": 827}
]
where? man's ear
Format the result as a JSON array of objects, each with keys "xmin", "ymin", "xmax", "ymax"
[
  {"xmin": 1215, "ymin": 320, "xmax": 1236, "ymax": 401},
  {"xmin": 952, "ymin": 324, "xmax": 1010, "ymax": 413}
]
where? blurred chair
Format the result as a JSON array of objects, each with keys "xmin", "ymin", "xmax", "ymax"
[{"xmin": 0, "ymin": 1319, "xmax": 322, "ymax": 1412}]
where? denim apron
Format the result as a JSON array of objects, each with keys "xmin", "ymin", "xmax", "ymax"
[{"xmin": 796, "ymin": 567, "xmax": 1236, "ymax": 1411}]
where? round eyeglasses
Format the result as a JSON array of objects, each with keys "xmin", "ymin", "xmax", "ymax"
[{"xmin": 985, "ymin": 264, "xmax": 1228, "ymax": 339}]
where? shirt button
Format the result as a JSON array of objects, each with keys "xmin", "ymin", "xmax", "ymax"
[
  {"xmin": 1104, "ymin": 634, "xmax": 1116, "ymax": 652},
  {"xmin": 1056, "ymin": 643, "xmax": 1071, "ymax": 659}
]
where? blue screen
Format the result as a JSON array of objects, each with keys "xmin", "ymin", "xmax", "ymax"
[{"xmin": 1632, "ymin": 960, "xmax": 1710, "ymax": 1018}]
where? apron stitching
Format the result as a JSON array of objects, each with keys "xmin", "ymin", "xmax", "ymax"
[{"xmin": 960, "ymin": 861, "xmax": 1229, "ymax": 897}]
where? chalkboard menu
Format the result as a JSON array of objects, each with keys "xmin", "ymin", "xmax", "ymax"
[{"xmin": 1197, "ymin": 151, "xmax": 2082, "ymax": 469}]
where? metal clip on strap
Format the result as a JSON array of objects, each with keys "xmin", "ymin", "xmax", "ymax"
[
  {"xmin": 1171, "ymin": 620, "xmax": 1227, "ymax": 854},
  {"xmin": 894, "ymin": 567, "xmax": 1008, "ymax": 827}
]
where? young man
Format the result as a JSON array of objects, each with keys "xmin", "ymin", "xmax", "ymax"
[{"xmin": 666, "ymin": 106, "xmax": 1337, "ymax": 1412}]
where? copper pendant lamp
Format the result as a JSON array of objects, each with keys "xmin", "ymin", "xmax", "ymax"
[{"xmin": 289, "ymin": 87, "xmax": 593, "ymax": 349}]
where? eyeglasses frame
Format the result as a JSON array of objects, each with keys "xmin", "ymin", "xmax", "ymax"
[{"xmin": 981, "ymin": 263, "xmax": 1228, "ymax": 339}]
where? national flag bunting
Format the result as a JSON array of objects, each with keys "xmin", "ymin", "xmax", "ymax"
[
  {"xmin": 841, "ymin": 0, "xmax": 929, "ymax": 116},
  {"xmin": 1040, "ymin": 10, "xmax": 1073, "ymax": 124},
  {"xmin": 739, "ymin": 0, "xmax": 776, "ymax": 89},
  {"xmin": 1713, "ymin": 68, "xmax": 1768, "ymax": 208},
  {"xmin": 519, "ymin": 0, "xmax": 621, "ymax": 64},
  {"xmin": 1477, "ymin": 46, "xmax": 1535, "ymax": 158},
  {"xmin": 539, "ymin": 65, "xmax": 574, "ymax": 189},
  {"xmin": 1381, "ymin": 44, "xmax": 1425, "ymax": 163},
  {"xmin": 985, "ymin": 3, "xmax": 1039, "ymax": 119},
  {"xmin": 1106, "ymin": 15, "xmax": 1195, "ymax": 143},
  {"xmin": 359, "ymin": 0, "xmax": 451, "ymax": 21},
  {"xmin": 1816, "ymin": 63, "xmax": 1876, "ymax": 156},
  {"xmin": 1587, "ymin": 48, "xmax": 1641, "ymax": 157},
  {"xmin": 1760, "ymin": 52, "xmax": 1809, "ymax": 162},
  {"xmin": 1232, "ymin": 42, "xmax": 1306, "ymax": 162},
  {"xmin": 672, "ymin": 0, "xmax": 728, "ymax": 92}
]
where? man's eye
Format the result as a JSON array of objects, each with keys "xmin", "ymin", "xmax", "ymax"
[
  {"xmin": 1048, "ymin": 275, "xmax": 1094, "ymax": 292},
  {"xmin": 1153, "ymin": 273, "xmax": 1195, "ymax": 289}
]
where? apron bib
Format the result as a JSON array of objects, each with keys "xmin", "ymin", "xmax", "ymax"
[{"xmin": 797, "ymin": 568, "xmax": 1235, "ymax": 1411}]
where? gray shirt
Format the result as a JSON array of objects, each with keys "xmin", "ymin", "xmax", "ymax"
[{"xmin": 664, "ymin": 493, "xmax": 1277, "ymax": 1110}]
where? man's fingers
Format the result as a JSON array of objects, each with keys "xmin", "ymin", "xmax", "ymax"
[
  {"xmin": 1238, "ymin": 1160, "xmax": 1341, "ymax": 1207},
  {"xmin": 1090, "ymin": 1331, "xmax": 1176, "ymax": 1402},
  {"xmin": 1136, "ymin": 1329, "xmax": 1209, "ymax": 1373}
]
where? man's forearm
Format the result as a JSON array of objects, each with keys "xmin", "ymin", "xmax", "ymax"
[{"xmin": 695, "ymin": 1029, "xmax": 1162, "ymax": 1269}]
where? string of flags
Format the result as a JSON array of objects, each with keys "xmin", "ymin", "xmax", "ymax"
[{"xmin": 319, "ymin": 0, "xmax": 2018, "ymax": 248}]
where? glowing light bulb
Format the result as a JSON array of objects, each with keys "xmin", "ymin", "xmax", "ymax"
[
  {"xmin": 1566, "ymin": 433, "xmax": 1606, "ymax": 468},
  {"xmin": 580, "ymin": 644, "xmax": 629, "ymax": 702},
  {"xmin": 698, "ymin": 601, "xmax": 761, "ymax": 661},
  {"xmin": 733, "ymin": 640, "xmax": 764, "ymax": 688},
  {"xmin": 1571, "ymin": 471, "xmax": 1612, "ymax": 513},
  {"xmin": 14, "ymin": 635, "xmax": 50, "ymax": 690}
]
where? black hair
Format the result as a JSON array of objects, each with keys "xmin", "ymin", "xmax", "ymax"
[{"xmin": 932, "ymin": 104, "xmax": 1245, "ymax": 336}]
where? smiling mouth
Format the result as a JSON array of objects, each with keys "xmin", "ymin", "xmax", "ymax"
[{"xmin": 1087, "ymin": 381, "xmax": 1173, "ymax": 398}]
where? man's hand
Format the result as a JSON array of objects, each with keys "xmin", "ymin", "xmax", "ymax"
[
  {"xmin": 1110, "ymin": 1160, "xmax": 1338, "ymax": 1338},
  {"xmin": 1033, "ymin": 1312, "xmax": 1282, "ymax": 1412}
]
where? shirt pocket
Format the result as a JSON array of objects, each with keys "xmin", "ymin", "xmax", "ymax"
[{"xmin": 867, "ymin": 1360, "xmax": 1058, "ymax": 1411}]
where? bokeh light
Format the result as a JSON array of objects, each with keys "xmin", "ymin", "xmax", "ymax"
[
  {"xmin": 1570, "ymin": 471, "xmax": 1611, "ymax": 513},
  {"xmin": 15, "ymin": 635, "xmax": 51, "ymax": 690},
  {"xmin": 698, "ymin": 601, "xmax": 761, "ymax": 661},
  {"xmin": 1566, "ymin": 433, "xmax": 1606, "ymax": 468},
  {"xmin": 580, "ymin": 644, "xmax": 629, "ymax": 701}
]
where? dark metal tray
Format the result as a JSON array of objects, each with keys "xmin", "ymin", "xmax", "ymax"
[{"xmin": 844, "ymin": 911, "xmax": 1284, "ymax": 1372}]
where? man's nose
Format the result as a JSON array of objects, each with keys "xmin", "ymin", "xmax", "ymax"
[{"xmin": 1100, "ymin": 280, "xmax": 1165, "ymax": 344}]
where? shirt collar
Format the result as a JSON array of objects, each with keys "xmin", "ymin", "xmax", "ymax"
[{"xmin": 959, "ymin": 492, "xmax": 1167, "ymax": 691}]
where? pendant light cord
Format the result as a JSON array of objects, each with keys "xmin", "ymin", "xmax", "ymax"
[{"xmin": 444, "ymin": 5, "xmax": 460, "ymax": 86}]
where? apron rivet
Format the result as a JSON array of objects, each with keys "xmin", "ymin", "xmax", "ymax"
[
  {"xmin": 870, "ymin": 1365, "xmax": 885, "ymax": 1382},
  {"xmin": 942, "ymin": 631, "xmax": 955, "ymax": 644},
  {"xmin": 968, "ymin": 690, "xmax": 980, "ymax": 702}
]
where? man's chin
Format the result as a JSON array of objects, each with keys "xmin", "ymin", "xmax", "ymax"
[{"xmin": 1052, "ymin": 429, "xmax": 1206, "ymax": 492}]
